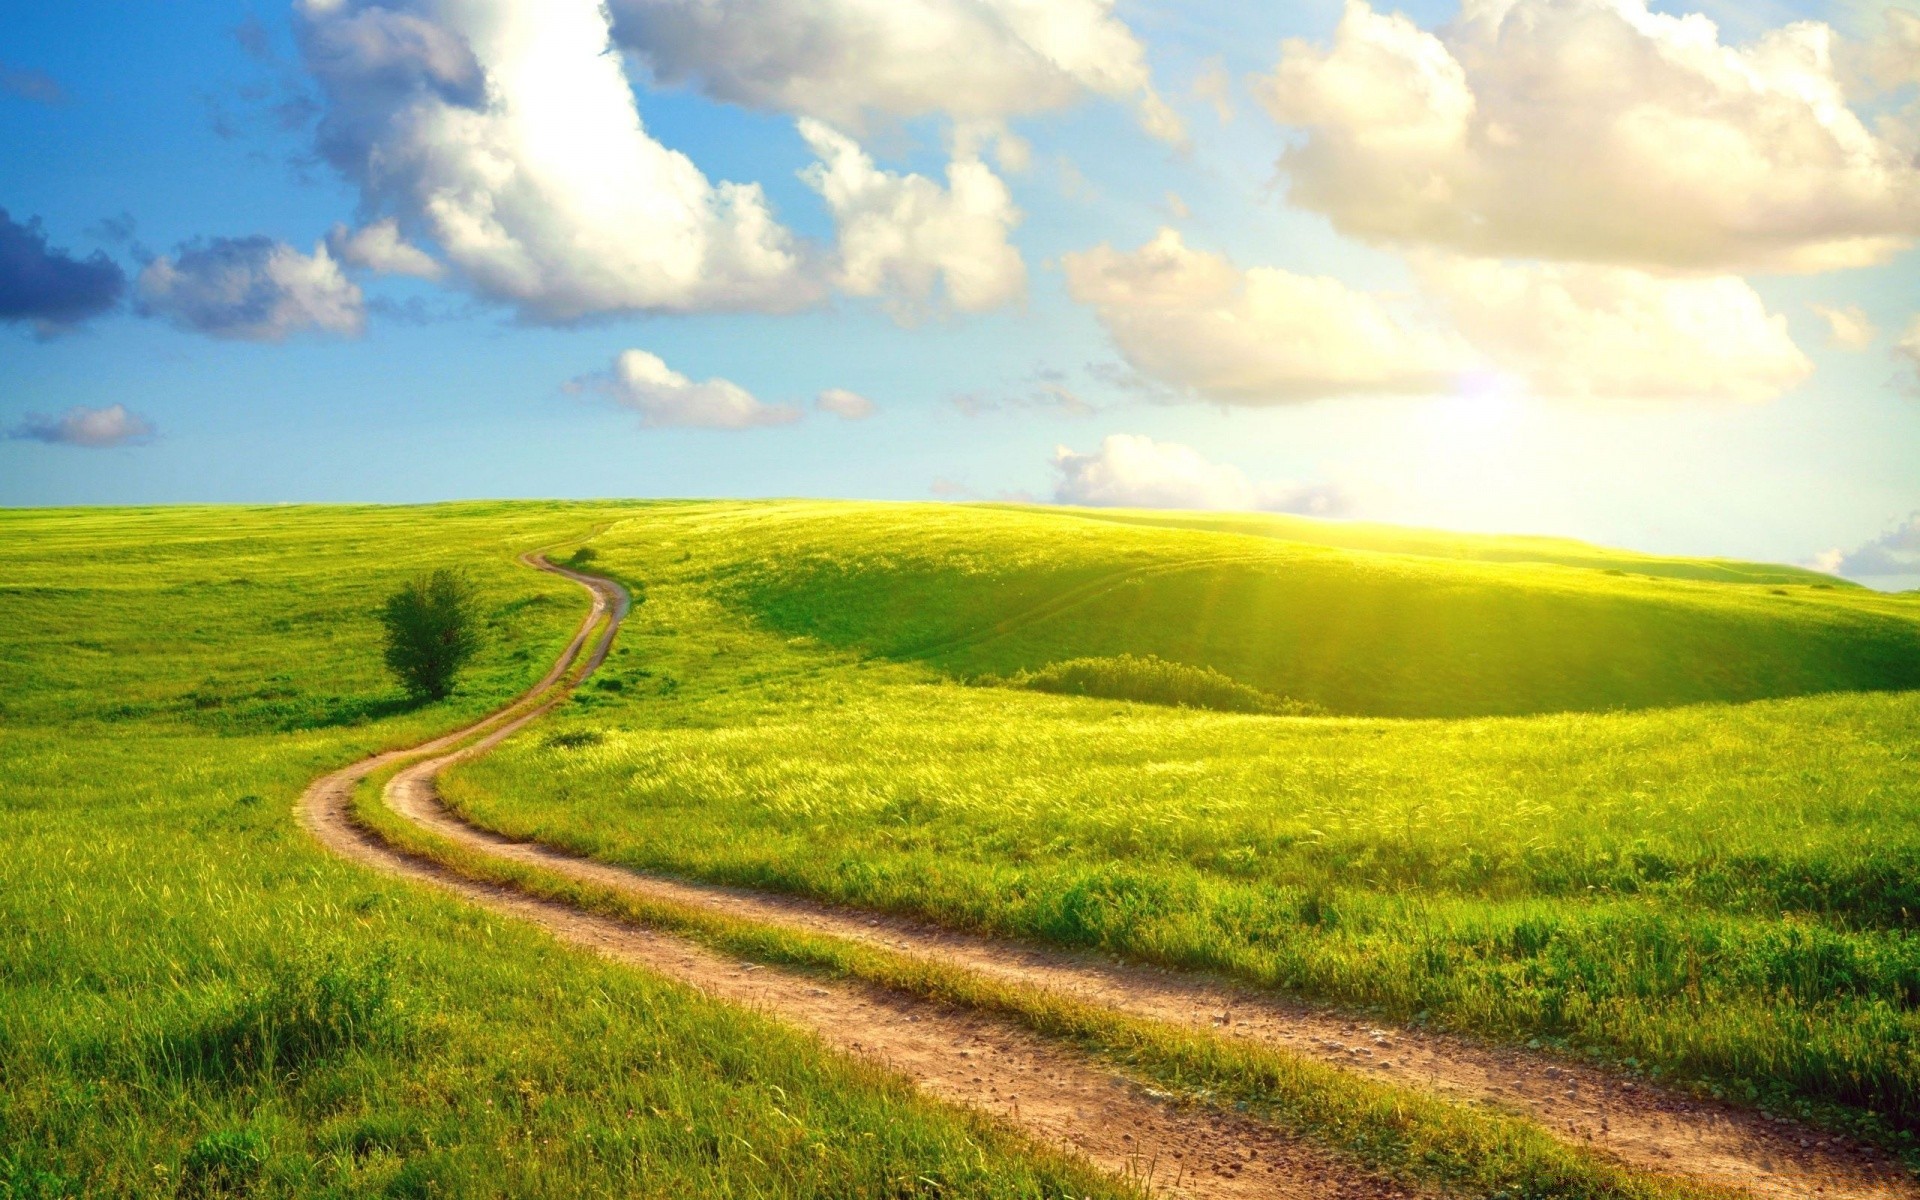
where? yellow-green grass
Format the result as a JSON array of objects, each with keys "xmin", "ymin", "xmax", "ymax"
[
  {"xmin": 440, "ymin": 501, "xmax": 1920, "ymax": 1150},
  {"xmin": 720, "ymin": 503, "xmax": 1920, "ymax": 717},
  {"xmin": 0, "ymin": 504, "xmax": 1126, "ymax": 1199},
  {"xmin": 1010, "ymin": 504, "xmax": 1850, "ymax": 586},
  {"xmin": 356, "ymin": 765, "xmax": 1738, "ymax": 1200}
]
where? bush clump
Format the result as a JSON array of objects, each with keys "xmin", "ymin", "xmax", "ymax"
[
  {"xmin": 378, "ymin": 569, "xmax": 482, "ymax": 701},
  {"xmin": 1006, "ymin": 654, "xmax": 1323, "ymax": 716}
]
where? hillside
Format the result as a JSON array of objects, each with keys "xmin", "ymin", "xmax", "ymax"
[{"xmin": 717, "ymin": 503, "xmax": 1920, "ymax": 717}]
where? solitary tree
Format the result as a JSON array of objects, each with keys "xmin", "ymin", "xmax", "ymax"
[{"xmin": 378, "ymin": 569, "xmax": 482, "ymax": 701}]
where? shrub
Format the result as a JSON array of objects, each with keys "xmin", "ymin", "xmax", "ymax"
[
  {"xmin": 565, "ymin": 546, "xmax": 598, "ymax": 567},
  {"xmin": 378, "ymin": 569, "xmax": 482, "ymax": 701},
  {"xmin": 1007, "ymin": 654, "xmax": 1323, "ymax": 716}
]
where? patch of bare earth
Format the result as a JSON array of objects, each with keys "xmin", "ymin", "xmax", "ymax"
[
  {"xmin": 302, "ymin": 559, "xmax": 1409, "ymax": 1200},
  {"xmin": 315, "ymin": 555, "xmax": 1918, "ymax": 1200}
]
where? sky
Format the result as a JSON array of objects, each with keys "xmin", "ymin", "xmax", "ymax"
[{"xmin": 2, "ymin": 0, "xmax": 1918, "ymax": 587}]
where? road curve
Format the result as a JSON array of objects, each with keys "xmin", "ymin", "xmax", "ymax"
[
  {"xmin": 305, "ymin": 550, "xmax": 1918, "ymax": 1200},
  {"xmin": 300, "ymin": 552, "xmax": 1409, "ymax": 1200}
]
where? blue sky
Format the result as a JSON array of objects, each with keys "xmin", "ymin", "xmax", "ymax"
[{"xmin": 3, "ymin": 0, "xmax": 1918, "ymax": 584}]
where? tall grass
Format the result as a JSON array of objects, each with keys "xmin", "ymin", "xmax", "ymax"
[
  {"xmin": 0, "ymin": 503, "xmax": 1126, "ymax": 1198},
  {"xmin": 439, "ymin": 502, "xmax": 1920, "ymax": 1146}
]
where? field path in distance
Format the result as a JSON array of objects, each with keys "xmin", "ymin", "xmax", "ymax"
[{"xmin": 302, "ymin": 554, "xmax": 1410, "ymax": 1200}]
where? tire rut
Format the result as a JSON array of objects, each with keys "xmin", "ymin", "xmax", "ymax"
[
  {"xmin": 302, "ymin": 554, "xmax": 1410, "ymax": 1200},
  {"xmin": 421, "ymin": 559, "xmax": 1916, "ymax": 1200},
  {"xmin": 420, "ymin": 775, "xmax": 1918, "ymax": 1200}
]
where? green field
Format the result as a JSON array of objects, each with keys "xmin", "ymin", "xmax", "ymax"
[
  {"xmin": 8, "ymin": 498, "xmax": 1920, "ymax": 1195},
  {"xmin": 434, "ymin": 502, "xmax": 1920, "ymax": 1139},
  {"xmin": 0, "ymin": 505, "xmax": 1121, "ymax": 1198}
]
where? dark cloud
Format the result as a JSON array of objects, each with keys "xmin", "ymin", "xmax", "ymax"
[
  {"xmin": 0, "ymin": 63, "xmax": 65, "ymax": 105},
  {"xmin": 135, "ymin": 235, "xmax": 363, "ymax": 341},
  {"xmin": 8, "ymin": 404, "xmax": 155, "ymax": 448},
  {"xmin": 0, "ymin": 208, "xmax": 127, "ymax": 333}
]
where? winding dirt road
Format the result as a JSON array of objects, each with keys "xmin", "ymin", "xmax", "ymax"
[{"xmin": 302, "ymin": 551, "xmax": 1917, "ymax": 1200}]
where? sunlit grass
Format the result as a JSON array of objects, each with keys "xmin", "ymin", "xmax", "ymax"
[
  {"xmin": 444, "ymin": 501, "xmax": 1920, "ymax": 1145},
  {"xmin": 0, "ymin": 503, "xmax": 1126, "ymax": 1198}
]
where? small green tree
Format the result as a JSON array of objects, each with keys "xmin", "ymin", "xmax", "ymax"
[{"xmin": 378, "ymin": 569, "xmax": 482, "ymax": 701}]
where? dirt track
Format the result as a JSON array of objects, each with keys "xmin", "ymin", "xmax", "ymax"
[{"xmin": 303, "ymin": 552, "xmax": 1918, "ymax": 1200}]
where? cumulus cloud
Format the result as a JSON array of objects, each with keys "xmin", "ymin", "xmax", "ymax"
[
  {"xmin": 572, "ymin": 349, "xmax": 800, "ymax": 429},
  {"xmin": 605, "ymin": 0, "xmax": 1181, "ymax": 142},
  {"xmin": 1813, "ymin": 303, "xmax": 1877, "ymax": 351},
  {"xmin": 1813, "ymin": 513, "xmax": 1920, "ymax": 583},
  {"xmin": 8, "ymin": 404, "xmax": 155, "ymax": 448},
  {"xmin": 1062, "ymin": 228, "xmax": 1471, "ymax": 404},
  {"xmin": 1052, "ymin": 434, "xmax": 1350, "ymax": 515},
  {"xmin": 1417, "ymin": 257, "xmax": 1813, "ymax": 402},
  {"xmin": 799, "ymin": 119, "xmax": 1025, "ymax": 320},
  {"xmin": 136, "ymin": 236, "xmax": 364, "ymax": 341},
  {"xmin": 0, "ymin": 209, "xmax": 126, "ymax": 333},
  {"xmin": 327, "ymin": 218, "xmax": 443, "ymax": 279},
  {"xmin": 1256, "ymin": 0, "xmax": 1920, "ymax": 272},
  {"xmin": 296, "ymin": 0, "xmax": 813, "ymax": 322},
  {"xmin": 815, "ymin": 387, "xmax": 875, "ymax": 419},
  {"xmin": 1063, "ymin": 229, "xmax": 1812, "ymax": 405}
]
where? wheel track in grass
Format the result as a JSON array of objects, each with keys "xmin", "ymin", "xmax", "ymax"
[
  {"xmin": 303, "ymin": 552, "xmax": 1408, "ymax": 1200},
  {"xmin": 307, "ymin": 550, "xmax": 1917, "ymax": 1199}
]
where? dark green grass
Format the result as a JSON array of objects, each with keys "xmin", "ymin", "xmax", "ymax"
[
  {"xmin": 719, "ymin": 504, "xmax": 1920, "ymax": 717},
  {"xmin": 440, "ymin": 501, "xmax": 1920, "ymax": 1151},
  {"xmin": 0, "ymin": 503, "xmax": 1128, "ymax": 1199}
]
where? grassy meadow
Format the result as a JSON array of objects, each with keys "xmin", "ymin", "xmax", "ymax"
[
  {"xmin": 436, "ymin": 502, "xmax": 1920, "ymax": 1144},
  {"xmin": 0, "ymin": 504, "xmax": 1124, "ymax": 1199}
]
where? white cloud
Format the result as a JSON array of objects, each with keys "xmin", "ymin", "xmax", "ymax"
[
  {"xmin": 327, "ymin": 218, "xmax": 443, "ymax": 279},
  {"xmin": 1813, "ymin": 512, "xmax": 1920, "ymax": 582},
  {"xmin": 136, "ymin": 236, "xmax": 364, "ymax": 341},
  {"xmin": 8, "ymin": 403, "xmax": 155, "ymax": 448},
  {"xmin": 1052, "ymin": 434, "xmax": 1350, "ymax": 514},
  {"xmin": 1417, "ymin": 257, "xmax": 1813, "ymax": 402},
  {"xmin": 605, "ymin": 0, "xmax": 1181, "ymax": 142},
  {"xmin": 1813, "ymin": 303, "xmax": 1878, "ymax": 350},
  {"xmin": 572, "ymin": 349, "xmax": 800, "ymax": 429},
  {"xmin": 815, "ymin": 387, "xmax": 876, "ymax": 419},
  {"xmin": 297, "ymin": 0, "xmax": 812, "ymax": 322},
  {"xmin": 1061, "ymin": 228, "xmax": 1472, "ymax": 404},
  {"xmin": 1256, "ymin": 0, "xmax": 1920, "ymax": 272},
  {"xmin": 799, "ymin": 119, "xmax": 1025, "ymax": 320},
  {"xmin": 1062, "ymin": 229, "xmax": 1811, "ymax": 405}
]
